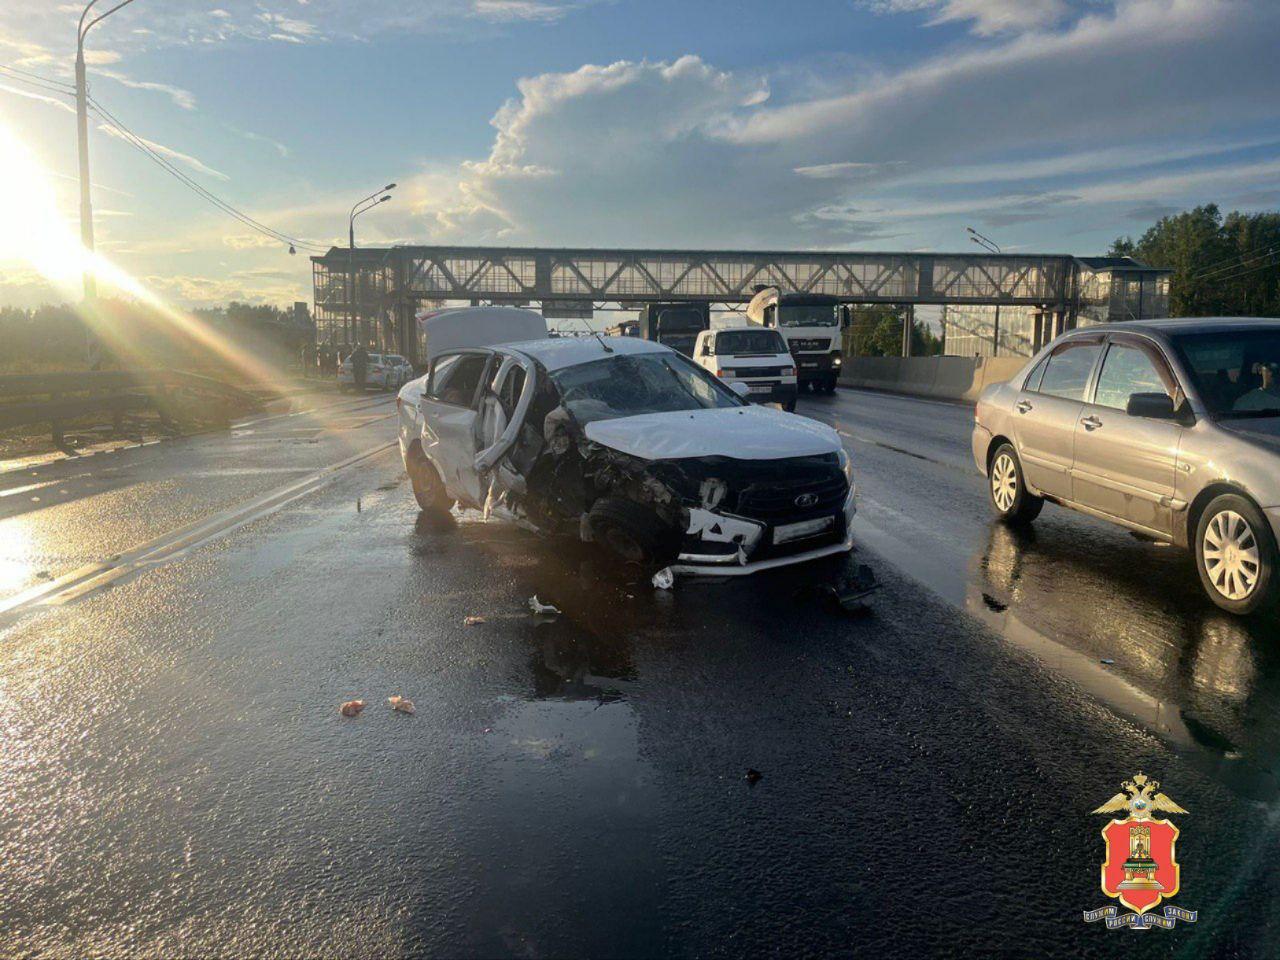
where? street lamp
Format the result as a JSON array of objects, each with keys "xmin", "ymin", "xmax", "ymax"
[
  {"xmin": 966, "ymin": 226, "xmax": 1002, "ymax": 254},
  {"xmin": 347, "ymin": 184, "xmax": 395, "ymax": 347},
  {"xmin": 76, "ymin": 0, "xmax": 139, "ymax": 301}
]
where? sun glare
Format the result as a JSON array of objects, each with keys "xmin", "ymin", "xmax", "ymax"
[{"xmin": 0, "ymin": 119, "xmax": 284, "ymax": 385}]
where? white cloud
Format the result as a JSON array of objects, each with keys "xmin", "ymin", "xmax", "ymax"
[
  {"xmin": 868, "ymin": 0, "xmax": 1071, "ymax": 35},
  {"xmin": 794, "ymin": 161, "xmax": 907, "ymax": 179},
  {"xmin": 96, "ymin": 123, "xmax": 230, "ymax": 182},
  {"xmin": 97, "ymin": 70, "xmax": 197, "ymax": 110},
  {"xmin": 471, "ymin": 0, "xmax": 580, "ymax": 22},
  {"xmin": 381, "ymin": 1, "xmax": 1280, "ymax": 254}
]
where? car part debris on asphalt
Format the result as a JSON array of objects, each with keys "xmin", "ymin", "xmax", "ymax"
[
  {"xmin": 388, "ymin": 695, "xmax": 415, "ymax": 715},
  {"xmin": 798, "ymin": 564, "xmax": 879, "ymax": 613},
  {"xmin": 528, "ymin": 596, "xmax": 561, "ymax": 615},
  {"xmin": 339, "ymin": 699, "xmax": 366, "ymax": 717},
  {"xmin": 651, "ymin": 567, "xmax": 674, "ymax": 590},
  {"xmin": 464, "ymin": 615, "xmax": 486, "ymax": 626},
  {"xmin": 745, "ymin": 768, "xmax": 763, "ymax": 785}
]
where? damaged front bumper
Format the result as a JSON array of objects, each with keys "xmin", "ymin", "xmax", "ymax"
[{"xmin": 669, "ymin": 484, "xmax": 857, "ymax": 577}]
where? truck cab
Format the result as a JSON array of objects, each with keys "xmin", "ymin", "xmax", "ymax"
[
  {"xmin": 637, "ymin": 302, "xmax": 710, "ymax": 357},
  {"xmin": 693, "ymin": 327, "xmax": 798, "ymax": 411},
  {"xmin": 745, "ymin": 288, "xmax": 846, "ymax": 394}
]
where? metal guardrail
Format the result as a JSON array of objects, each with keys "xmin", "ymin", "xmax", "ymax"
[{"xmin": 0, "ymin": 370, "xmax": 260, "ymax": 451}]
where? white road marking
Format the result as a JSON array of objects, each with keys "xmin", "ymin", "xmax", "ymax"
[{"xmin": 0, "ymin": 441, "xmax": 397, "ymax": 617}]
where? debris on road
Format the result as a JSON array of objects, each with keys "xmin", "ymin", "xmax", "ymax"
[
  {"xmin": 651, "ymin": 567, "xmax": 674, "ymax": 590},
  {"xmin": 464, "ymin": 615, "xmax": 487, "ymax": 626},
  {"xmin": 799, "ymin": 564, "xmax": 879, "ymax": 613},
  {"xmin": 1100, "ymin": 658, "xmax": 1115, "ymax": 665},
  {"xmin": 388, "ymin": 695, "xmax": 415, "ymax": 715},
  {"xmin": 339, "ymin": 699, "xmax": 366, "ymax": 717},
  {"xmin": 356, "ymin": 497, "xmax": 362, "ymax": 513},
  {"xmin": 745, "ymin": 768, "xmax": 763, "ymax": 785},
  {"xmin": 528, "ymin": 596, "xmax": 561, "ymax": 616}
]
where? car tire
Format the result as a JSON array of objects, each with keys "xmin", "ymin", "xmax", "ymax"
[
  {"xmin": 1194, "ymin": 493, "xmax": 1279, "ymax": 616},
  {"xmin": 783, "ymin": 398, "xmax": 797, "ymax": 412},
  {"xmin": 408, "ymin": 450, "xmax": 454, "ymax": 514},
  {"xmin": 988, "ymin": 443, "xmax": 1043, "ymax": 525},
  {"xmin": 587, "ymin": 498, "xmax": 681, "ymax": 566}
]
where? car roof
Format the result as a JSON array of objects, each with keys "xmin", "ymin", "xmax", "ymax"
[
  {"xmin": 1075, "ymin": 317, "xmax": 1280, "ymax": 337},
  {"xmin": 501, "ymin": 335, "xmax": 670, "ymax": 371}
]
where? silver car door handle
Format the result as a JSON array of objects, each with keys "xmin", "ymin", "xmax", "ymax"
[
  {"xmin": 1016, "ymin": 400, "xmax": 1033, "ymax": 414},
  {"xmin": 1081, "ymin": 415, "xmax": 1103, "ymax": 431}
]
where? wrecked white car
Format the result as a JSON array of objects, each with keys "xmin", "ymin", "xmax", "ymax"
[{"xmin": 397, "ymin": 333, "xmax": 856, "ymax": 576}]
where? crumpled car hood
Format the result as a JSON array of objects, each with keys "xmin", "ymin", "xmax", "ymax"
[{"xmin": 582, "ymin": 405, "xmax": 842, "ymax": 461}]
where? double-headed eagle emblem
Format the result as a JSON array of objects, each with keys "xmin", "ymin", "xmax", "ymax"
[{"xmin": 1092, "ymin": 772, "xmax": 1188, "ymax": 821}]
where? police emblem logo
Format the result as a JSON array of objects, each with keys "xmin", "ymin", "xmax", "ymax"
[{"xmin": 1084, "ymin": 773, "xmax": 1198, "ymax": 930}]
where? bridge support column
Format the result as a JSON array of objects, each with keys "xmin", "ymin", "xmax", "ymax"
[{"xmin": 901, "ymin": 304, "xmax": 914, "ymax": 357}]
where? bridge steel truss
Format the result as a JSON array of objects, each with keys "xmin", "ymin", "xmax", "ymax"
[{"xmin": 311, "ymin": 245, "xmax": 1153, "ymax": 362}]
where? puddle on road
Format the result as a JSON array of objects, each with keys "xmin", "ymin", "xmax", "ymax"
[{"xmin": 854, "ymin": 504, "xmax": 1280, "ymax": 800}]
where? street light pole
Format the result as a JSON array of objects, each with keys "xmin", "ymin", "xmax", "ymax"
[
  {"xmin": 346, "ymin": 184, "xmax": 395, "ymax": 348},
  {"xmin": 76, "ymin": 0, "xmax": 139, "ymax": 302}
]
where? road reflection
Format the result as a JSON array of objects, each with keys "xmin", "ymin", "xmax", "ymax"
[{"xmin": 972, "ymin": 521, "xmax": 1280, "ymax": 799}]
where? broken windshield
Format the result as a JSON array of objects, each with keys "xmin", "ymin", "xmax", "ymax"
[{"xmin": 550, "ymin": 352, "xmax": 743, "ymax": 425}]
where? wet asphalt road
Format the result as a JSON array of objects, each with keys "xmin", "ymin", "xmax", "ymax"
[{"xmin": 2, "ymin": 387, "xmax": 1279, "ymax": 958}]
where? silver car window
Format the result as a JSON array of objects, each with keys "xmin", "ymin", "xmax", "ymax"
[
  {"xmin": 1036, "ymin": 341, "xmax": 1101, "ymax": 401},
  {"xmin": 1094, "ymin": 343, "xmax": 1172, "ymax": 410}
]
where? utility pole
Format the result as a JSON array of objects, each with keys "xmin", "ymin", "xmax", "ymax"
[{"xmin": 76, "ymin": 0, "xmax": 139, "ymax": 302}]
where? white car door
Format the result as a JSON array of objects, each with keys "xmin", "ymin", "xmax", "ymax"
[{"xmin": 419, "ymin": 350, "xmax": 496, "ymax": 507}]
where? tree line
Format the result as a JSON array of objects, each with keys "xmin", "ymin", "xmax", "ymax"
[
  {"xmin": 0, "ymin": 299, "xmax": 312, "ymax": 375},
  {"xmin": 1110, "ymin": 204, "xmax": 1280, "ymax": 317}
]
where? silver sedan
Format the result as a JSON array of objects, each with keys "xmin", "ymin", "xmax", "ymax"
[{"xmin": 973, "ymin": 318, "xmax": 1280, "ymax": 615}]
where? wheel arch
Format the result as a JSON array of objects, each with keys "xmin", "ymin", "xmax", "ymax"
[
  {"xmin": 1186, "ymin": 482, "xmax": 1267, "ymax": 548},
  {"xmin": 986, "ymin": 435, "xmax": 1014, "ymax": 472}
]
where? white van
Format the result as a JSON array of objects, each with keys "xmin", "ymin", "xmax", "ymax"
[{"xmin": 693, "ymin": 327, "xmax": 798, "ymax": 411}]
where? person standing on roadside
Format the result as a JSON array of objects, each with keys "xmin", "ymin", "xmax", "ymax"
[{"xmin": 351, "ymin": 344, "xmax": 369, "ymax": 392}]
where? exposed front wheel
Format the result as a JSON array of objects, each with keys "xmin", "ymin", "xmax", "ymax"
[
  {"xmin": 586, "ymin": 498, "xmax": 681, "ymax": 567},
  {"xmin": 1194, "ymin": 494, "xmax": 1278, "ymax": 615},
  {"xmin": 988, "ymin": 443, "xmax": 1043, "ymax": 525},
  {"xmin": 783, "ymin": 398, "xmax": 797, "ymax": 412}
]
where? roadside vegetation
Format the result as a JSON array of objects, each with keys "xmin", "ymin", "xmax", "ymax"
[{"xmin": 1111, "ymin": 204, "xmax": 1280, "ymax": 317}]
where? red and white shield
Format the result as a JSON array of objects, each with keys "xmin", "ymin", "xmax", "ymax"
[{"xmin": 1100, "ymin": 817, "xmax": 1181, "ymax": 914}]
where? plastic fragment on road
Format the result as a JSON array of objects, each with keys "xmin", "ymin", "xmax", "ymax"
[
  {"xmin": 1100, "ymin": 658, "xmax": 1115, "ymax": 665},
  {"xmin": 528, "ymin": 596, "xmax": 561, "ymax": 615},
  {"xmin": 651, "ymin": 567, "xmax": 674, "ymax": 590},
  {"xmin": 339, "ymin": 699, "xmax": 366, "ymax": 717},
  {"xmin": 744, "ymin": 768, "xmax": 763, "ymax": 785},
  {"xmin": 388, "ymin": 695, "xmax": 415, "ymax": 715},
  {"xmin": 464, "ymin": 615, "xmax": 486, "ymax": 626}
]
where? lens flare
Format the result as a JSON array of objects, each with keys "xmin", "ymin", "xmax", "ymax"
[{"xmin": 0, "ymin": 120, "xmax": 283, "ymax": 386}]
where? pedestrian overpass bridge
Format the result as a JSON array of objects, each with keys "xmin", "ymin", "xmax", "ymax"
[{"xmin": 311, "ymin": 245, "xmax": 1169, "ymax": 365}]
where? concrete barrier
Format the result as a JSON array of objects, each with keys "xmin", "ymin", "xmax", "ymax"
[{"xmin": 837, "ymin": 354, "xmax": 1031, "ymax": 403}]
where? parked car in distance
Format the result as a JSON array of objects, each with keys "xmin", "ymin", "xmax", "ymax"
[
  {"xmin": 398, "ymin": 331, "xmax": 856, "ymax": 578},
  {"xmin": 973, "ymin": 318, "xmax": 1280, "ymax": 615},
  {"xmin": 382, "ymin": 354, "xmax": 413, "ymax": 390},
  {"xmin": 693, "ymin": 327, "xmax": 798, "ymax": 411},
  {"xmin": 338, "ymin": 352, "xmax": 404, "ymax": 391}
]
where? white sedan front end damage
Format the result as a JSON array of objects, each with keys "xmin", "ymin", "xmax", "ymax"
[{"xmin": 669, "ymin": 448, "xmax": 856, "ymax": 577}]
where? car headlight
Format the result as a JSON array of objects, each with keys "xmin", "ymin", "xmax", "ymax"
[
  {"xmin": 837, "ymin": 447, "xmax": 853, "ymax": 483},
  {"xmin": 832, "ymin": 355, "xmax": 842, "ymax": 366}
]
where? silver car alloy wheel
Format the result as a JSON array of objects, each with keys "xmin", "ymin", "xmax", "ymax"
[
  {"xmin": 991, "ymin": 452, "xmax": 1017, "ymax": 513},
  {"xmin": 1202, "ymin": 509, "xmax": 1260, "ymax": 601}
]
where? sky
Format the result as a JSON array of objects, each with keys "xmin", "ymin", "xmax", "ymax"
[{"xmin": 0, "ymin": 0, "xmax": 1278, "ymax": 310}]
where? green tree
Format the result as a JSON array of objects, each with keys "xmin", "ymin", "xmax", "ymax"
[{"xmin": 1111, "ymin": 204, "xmax": 1280, "ymax": 317}]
